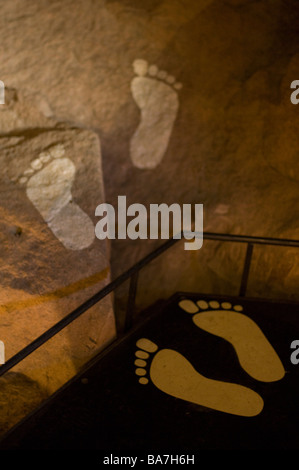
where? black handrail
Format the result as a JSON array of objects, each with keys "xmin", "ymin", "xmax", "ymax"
[{"xmin": 0, "ymin": 231, "xmax": 299, "ymax": 378}]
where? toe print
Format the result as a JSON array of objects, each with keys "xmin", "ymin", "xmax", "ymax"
[
  {"xmin": 135, "ymin": 338, "xmax": 263, "ymax": 417},
  {"xmin": 135, "ymin": 338, "xmax": 158, "ymax": 385},
  {"xmin": 17, "ymin": 144, "xmax": 95, "ymax": 250},
  {"xmin": 130, "ymin": 59, "xmax": 182, "ymax": 170},
  {"xmin": 179, "ymin": 299, "xmax": 285, "ymax": 382}
]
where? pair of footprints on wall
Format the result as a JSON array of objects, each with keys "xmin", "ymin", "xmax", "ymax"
[
  {"xmin": 135, "ymin": 299, "xmax": 285, "ymax": 417},
  {"xmin": 13, "ymin": 59, "xmax": 179, "ymax": 251}
]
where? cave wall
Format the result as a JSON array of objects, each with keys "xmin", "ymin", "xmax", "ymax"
[{"xmin": 0, "ymin": 0, "xmax": 299, "ymax": 429}]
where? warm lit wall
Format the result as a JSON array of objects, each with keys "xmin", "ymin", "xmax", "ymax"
[{"xmin": 0, "ymin": 0, "xmax": 299, "ymax": 430}]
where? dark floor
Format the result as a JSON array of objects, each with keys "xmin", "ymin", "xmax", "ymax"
[{"xmin": 1, "ymin": 293, "xmax": 299, "ymax": 450}]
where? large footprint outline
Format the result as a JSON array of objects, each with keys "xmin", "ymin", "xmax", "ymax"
[
  {"xmin": 134, "ymin": 299, "xmax": 285, "ymax": 417},
  {"xmin": 179, "ymin": 299, "xmax": 285, "ymax": 383},
  {"xmin": 134, "ymin": 338, "xmax": 264, "ymax": 418},
  {"xmin": 16, "ymin": 144, "xmax": 95, "ymax": 251}
]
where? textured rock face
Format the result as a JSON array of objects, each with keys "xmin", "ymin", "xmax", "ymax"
[
  {"xmin": 0, "ymin": 372, "xmax": 48, "ymax": 435},
  {"xmin": 0, "ymin": 92, "xmax": 116, "ymax": 431},
  {"xmin": 0, "ymin": 121, "xmax": 115, "ymax": 383},
  {"xmin": 0, "ymin": 0, "xmax": 299, "ymax": 428}
]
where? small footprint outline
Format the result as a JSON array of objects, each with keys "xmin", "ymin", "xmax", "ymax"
[{"xmin": 130, "ymin": 59, "xmax": 182, "ymax": 170}]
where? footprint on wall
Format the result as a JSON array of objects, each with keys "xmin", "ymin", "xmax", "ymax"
[
  {"xmin": 17, "ymin": 144, "xmax": 95, "ymax": 250},
  {"xmin": 130, "ymin": 59, "xmax": 182, "ymax": 170}
]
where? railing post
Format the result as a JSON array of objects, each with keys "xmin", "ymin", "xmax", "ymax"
[
  {"xmin": 239, "ymin": 243, "xmax": 254, "ymax": 297},
  {"xmin": 124, "ymin": 271, "xmax": 139, "ymax": 332}
]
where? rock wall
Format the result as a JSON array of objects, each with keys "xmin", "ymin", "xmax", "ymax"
[
  {"xmin": 0, "ymin": 0, "xmax": 299, "ymax": 429},
  {"xmin": 0, "ymin": 90, "xmax": 116, "ymax": 432}
]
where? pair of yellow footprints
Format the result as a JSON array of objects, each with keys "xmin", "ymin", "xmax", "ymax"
[{"xmin": 135, "ymin": 299, "xmax": 285, "ymax": 417}]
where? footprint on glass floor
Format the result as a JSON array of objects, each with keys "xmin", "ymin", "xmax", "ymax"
[
  {"xmin": 134, "ymin": 338, "xmax": 264, "ymax": 417},
  {"xmin": 130, "ymin": 59, "xmax": 182, "ymax": 170},
  {"xmin": 178, "ymin": 299, "xmax": 285, "ymax": 383},
  {"xmin": 17, "ymin": 144, "xmax": 95, "ymax": 250}
]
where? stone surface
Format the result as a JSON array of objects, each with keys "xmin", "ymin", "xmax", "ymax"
[
  {"xmin": 0, "ymin": 0, "xmax": 299, "ymax": 429},
  {"xmin": 0, "ymin": 101, "xmax": 116, "ymax": 431},
  {"xmin": 0, "ymin": 372, "xmax": 48, "ymax": 435}
]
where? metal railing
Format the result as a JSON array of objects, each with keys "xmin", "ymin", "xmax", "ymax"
[{"xmin": 1, "ymin": 232, "xmax": 299, "ymax": 378}]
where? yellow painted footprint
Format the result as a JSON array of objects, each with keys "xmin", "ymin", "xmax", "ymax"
[
  {"xmin": 179, "ymin": 299, "xmax": 285, "ymax": 383},
  {"xmin": 135, "ymin": 338, "xmax": 263, "ymax": 417}
]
